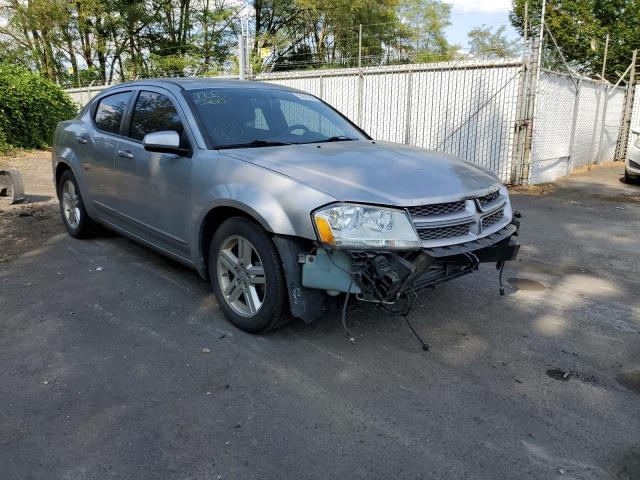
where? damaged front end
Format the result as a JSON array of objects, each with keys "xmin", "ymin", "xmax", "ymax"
[
  {"xmin": 275, "ymin": 218, "xmax": 521, "ymax": 324},
  {"xmin": 275, "ymin": 191, "xmax": 521, "ymax": 325},
  {"xmin": 302, "ymin": 222, "xmax": 519, "ymax": 306}
]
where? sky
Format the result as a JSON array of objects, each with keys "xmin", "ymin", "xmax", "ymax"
[{"xmin": 445, "ymin": 0, "xmax": 520, "ymax": 50}]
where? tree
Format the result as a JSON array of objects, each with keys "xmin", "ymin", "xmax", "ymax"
[
  {"xmin": 397, "ymin": 0, "xmax": 452, "ymax": 59},
  {"xmin": 467, "ymin": 25, "xmax": 519, "ymax": 59},
  {"xmin": 251, "ymin": 0, "xmax": 408, "ymax": 70},
  {"xmin": 510, "ymin": 0, "xmax": 640, "ymax": 81},
  {"xmin": 0, "ymin": 0, "xmax": 239, "ymax": 84}
]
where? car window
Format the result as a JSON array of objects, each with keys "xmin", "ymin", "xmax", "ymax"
[
  {"xmin": 129, "ymin": 91, "xmax": 183, "ymax": 141},
  {"xmin": 278, "ymin": 100, "xmax": 344, "ymax": 138},
  {"xmin": 185, "ymin": 88, "xmax": 366, "ymax": 148},
  {"xmin": 94, "ymin": 92, "xmax": 131, "ymax": 134}
]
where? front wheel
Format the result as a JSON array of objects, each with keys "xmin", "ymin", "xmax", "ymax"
[
  {"xmin": 57, "ymin": 170, "xmax": 96, "ymax": 238},
  {"xmin": 209, "ymin": 217, "xmax": 291, "ymax": 333}
]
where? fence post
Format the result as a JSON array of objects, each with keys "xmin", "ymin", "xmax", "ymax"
[
  {"xmin": 518, "ymin": 37, "xmax": 541, "ymax": 184},
  {"xmin": 511, "ymin": 60, "xmax": 529, "ymax": 183},
  {"xmin": 595, "ymin": 84, "xmax": 610, "ymax": 164},
  {"xmin": 319, "ymin": 74, "xmax": 324, "ymax": 100},
  {"xmin": 357, "ymin": 25, "xmax": 364, "ymax": 127},
  {"xmin": 567, "ymin": 78, "xmax": 582, "ymax": 174},
  {"xmin": 614, "ymin": 49, "xmax": 637, "ymax": 162},
  {"xmin": 404, "ymin": 68, "xmax": 413, "ymax": 145},
  {"xmin": 587, "ymin": 82, "xmax": 604, "ymax": 169}
]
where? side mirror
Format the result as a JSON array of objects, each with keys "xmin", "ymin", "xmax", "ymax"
[
  {"xmin": 143, "ymin": 131, "xmax": 190, "ymax": 156},
  {"xmin": 631, "ymin": 128, "xmax": 640, "ymax": 135}
]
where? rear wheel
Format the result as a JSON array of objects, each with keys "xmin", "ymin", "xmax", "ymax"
[
  {"xmin": 625, "ymin": 169, "xmax": 638, "ymax": 185},
  {"xmin": 57, "ymin": 170, "xmax": 96, "ymax": 238},
  {"xmin": 209, "ymin": 217, "xmax": 291, "ymax": 333}
]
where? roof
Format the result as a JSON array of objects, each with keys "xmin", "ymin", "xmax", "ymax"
[{"xmin": 113, "ymin": 77, "xmax": 300, "ymax": 92}]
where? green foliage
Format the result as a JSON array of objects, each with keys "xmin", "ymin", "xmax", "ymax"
[
  {"xmin": 0, "ymin": 63, "xmax": 77, "ymax": 149},
  {"xmin": 468, "ymin": 25, "xmax": 520, "ymax": 59},
  {"xmin": 147, "ymin": 54, "xmax": 202, "ymax": 77},
  {"xmin": 397, "ymin": 0, "xmax": 452, "ymax": 55},
  {"xmin": 0, "ymin": 125, "xmax": 10, "ymax": 154},
  {"xmin": 510, "ymin": 0, "xmax": 640, "ymax": 80},
  {"xmin": 251, "ymin": 0, "xmax": 454, "ymax": 71}
]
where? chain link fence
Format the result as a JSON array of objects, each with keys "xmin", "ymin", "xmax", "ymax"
[
  {"xmin": 64, "ymin": 55, "xmax": 636, "ymax": 185},
  {"xmin": 530, "ymin": 72, "xmax": 627, "ymax": 183}
]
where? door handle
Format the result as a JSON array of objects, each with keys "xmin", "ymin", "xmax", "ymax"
[
  {"xmin": 117, "ymin": 150, "xmax": 134, "ymax": 159},
  {"xmin": 75, "ymin": 136, "xmax": 88, "ymax": 144}
]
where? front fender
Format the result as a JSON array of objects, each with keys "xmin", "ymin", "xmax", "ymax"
[
  {"xmin": 197, "ymin": 183, "xmax": 298, "ymax": 236},
  {"xmin": 189, "ymin": 152, "xmax": 336, "ymax": 274}
]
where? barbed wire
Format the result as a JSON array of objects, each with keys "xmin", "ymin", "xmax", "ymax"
[{"xmin": 62, "ymin": 50, "xmax": 527, "ymax": 89}]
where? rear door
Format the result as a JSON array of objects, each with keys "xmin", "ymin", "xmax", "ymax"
[
  {"xmin": 76, "ymin": 90, "xmax": 133, "ymax": 210},
  {"xmin": 113, "ymin": 88, "xmax": 194, "ymax": 258}
]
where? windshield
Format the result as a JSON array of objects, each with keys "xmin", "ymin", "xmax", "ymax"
[{"xmin": 185, "ymin": 87, "xmax": 367, "ymax": 149}]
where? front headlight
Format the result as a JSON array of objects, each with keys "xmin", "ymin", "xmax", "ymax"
[{"xmin": 312, "ymin": 203, "xmax": 421, "ymax": 249}]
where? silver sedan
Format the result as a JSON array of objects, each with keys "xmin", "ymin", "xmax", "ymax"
[{"xmin": 53, "ymin": 79, "xmax": 520, "ymax": 333}]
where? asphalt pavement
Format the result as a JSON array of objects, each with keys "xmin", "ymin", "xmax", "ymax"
[{"xmin": 1, "ymin": 154, "xmax": 639, "ymax": 479}]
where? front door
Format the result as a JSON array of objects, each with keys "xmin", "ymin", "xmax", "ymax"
[{"xmin": 113, "ymin": 89, "xmax": 194, "ymax": 259}]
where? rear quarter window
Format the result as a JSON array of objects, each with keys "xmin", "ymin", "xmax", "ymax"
[{"xmin": 94, "ymin": 92, "xmax": 131, "ymax": 134}]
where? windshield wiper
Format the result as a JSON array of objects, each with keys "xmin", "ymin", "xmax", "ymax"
[
  {"xmin": 216, "ymin": 140, "xmax": 292, "ymax": 150},
  {"xmin": 300, "ymin": 136, "xmax": 358, "ymax": 145}
]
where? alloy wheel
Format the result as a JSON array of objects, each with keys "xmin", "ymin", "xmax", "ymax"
[
  {"xmin": 62, "ymin": 179, "xmax": 81, "ymax": 229},
  {"xmin": 216, "ymin": 235, "xmax": 266, "ymax": 317}
]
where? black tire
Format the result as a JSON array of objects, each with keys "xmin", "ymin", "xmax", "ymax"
[
  {"xmin": 624, "ymin": 169, "xmax": 638, "ymax": 185},
  {"xmin": 209, "ymin": 217, "xmax": 291, "ymax": 333},
  {"xmin": 57, "ymin": 169, "xmax": 96, "ymax": 238}
]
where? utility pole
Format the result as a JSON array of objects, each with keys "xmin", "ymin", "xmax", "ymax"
[
  {"xmin": 524, "ymin": 2, "xmax": 528, "ymax": 48},
  {"xmin": 537, "ymin": 0, "xmax": 546, "ymax": 73},
  {"xmin": 357, "ymin": 24, "xmax": 363, "ymax": 126},
  {"xmin": 519, "ymin": 0, "xmax": 546, "ymax": 184},
  {"xmin": 238, "ymin": 17, "xmax": 249, "ymax": 80},
  {"xmin": 358, "ymin": 24, "xmax": 363, "ymax": 69},
  {"xmin": 602, "ymin": 33, "xmax": 609, "ymax": 80},
  {"xmin": 238, "ymin": 34, "xmax": 246, "ymax": 80}
]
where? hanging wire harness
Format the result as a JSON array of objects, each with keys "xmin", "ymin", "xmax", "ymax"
[{"xmin": 318, "ymin": 213, "xmax": 521, "ymax": 350}]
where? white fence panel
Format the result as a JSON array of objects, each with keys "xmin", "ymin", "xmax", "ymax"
[
  {"xmin": 530, "ymin": 72, "xmax": 576, "ymax": 183},
  {"xmin": 65, "ymin": 85, "xmax": 107, "ymax": 106},
  {"xmin": 63, "ymin": 60, "xmax": 631, "ymax": 185},
  {"xmin": 361, "ymin": 72, "xmax": 408, "ymax": 144},
  {"xmin": 571, "ymin": 81, "xmax": 602, "ymax": 170},
  {"xmin": 628, "ymin": 87, "xmax": 640, "ymax": 152},
  {"xmin": 598, "ymin": 87, "xmax": 625, "ymax": 163},
  {"xmin": 260, "ymin": 63, "xmax": 522, "ymax": 183}
]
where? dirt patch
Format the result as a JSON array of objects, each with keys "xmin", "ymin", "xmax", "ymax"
[
  {"xmin": 591, "ymin": 193, "xmax": 640, "ymax": 204},
  {"xmin": 0, "ymin": 202, "xmax": 62, "ymax": 263},
  {"xmin": 0, "ymin": 149, "xmax": 43, "ymax": 169},
  {"xmin": 509, "ymin": 183, "xmax": 556, "ymax": 196}
]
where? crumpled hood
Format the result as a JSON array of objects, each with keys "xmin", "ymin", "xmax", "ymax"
[{"xmin": 221, "ymin": 140, "xmax": 501, "ymax": 206}]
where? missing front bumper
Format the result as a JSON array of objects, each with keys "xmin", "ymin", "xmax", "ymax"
[
  {"xmin": 275, "ymin": 221, "xmax": 521, "ymax": 324},
  {"xmin": 301, "ymin": 223, "xmax": 520, "ymax": 304}
]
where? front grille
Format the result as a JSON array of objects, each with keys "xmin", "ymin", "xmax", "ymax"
[
  {"xmin": 630, "ymin": 159, "xmax": 640, "ymax": 170},
  {"xmin": 407, "ymin": 201, "xmax": 466, "ymax": 217},
  {"xmin": 477, "ymin": 190, "xmax": 500, "ymax": 208},
  {"xmin": 417, "ymin": 223, "xmax": 470, "ymax": 241},
  {"xmin": 481, "ymin": 209, "xmax": 504, "ymax": 230}
]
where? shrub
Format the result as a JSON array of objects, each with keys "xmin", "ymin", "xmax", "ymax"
[{"xmin": 0, "ymin": 64, "xmax": 77, "ymax": 149}]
